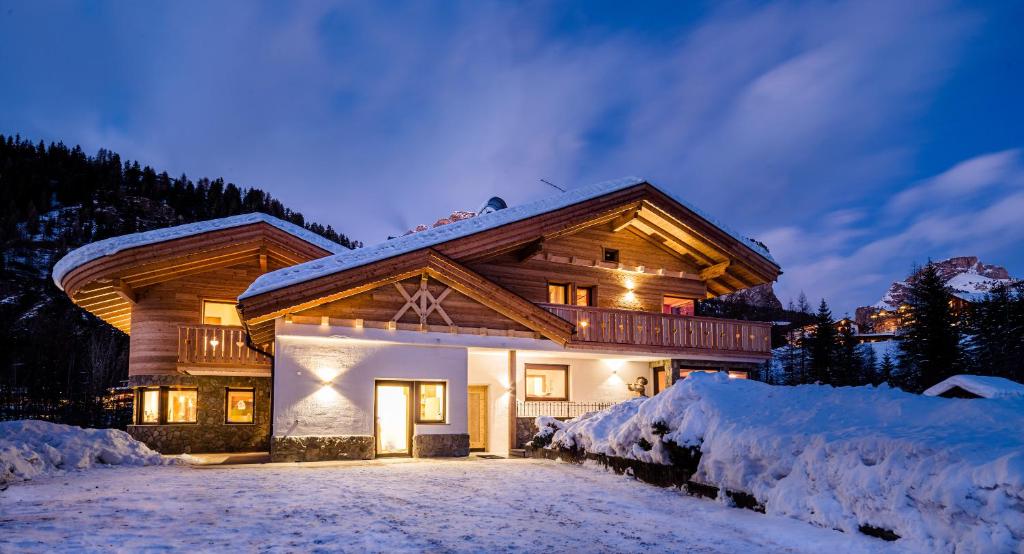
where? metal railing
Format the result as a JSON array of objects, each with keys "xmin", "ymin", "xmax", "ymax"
[
  {"xmin": 517, "ymin": 400, "xmax": 614, "ymax": 419},
  {"xmin": 540, "ymin": 304, "xmax": 772, "ymax": 354},
  {"xmin": 177, "ymin": 324, "xmax": 271, "ymax": 368}
]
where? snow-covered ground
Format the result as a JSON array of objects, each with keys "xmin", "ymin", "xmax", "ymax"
[
  {"xmin": 0, "ymin": 458, "xmax": 904, "ymax": 553},
  {"xmin": 547, "ymin": 373, "xmax": 1024, "ymax": 553},
  {"xmin": 1, "ymin": 421, "xmax": 170, "ymax": 485}
]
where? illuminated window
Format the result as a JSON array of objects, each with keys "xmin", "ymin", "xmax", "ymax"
[
  {"xmin": 416, "ymin": 382, "xmax": 446, "ymax": 423},
  {"xmin": 138, "ymin": 388, "xmax": 160, "ymax": 424},
  {"xmin": 662, "ymin": 296, "xmax": 695, "ymax": 316},
  {"xmin": 166, "ymin": 389, "xmax": 198, "ymax": 423},
  {"xmin": 679, "ymin": 369, "xmax": 748, "ymax": 380},
  {"xmin": 202, "ymin": 300, "xmax": 242, "ymax": 326},
  {"xmin": 575, "ymin": 286, "xmax": 594, "ymax": 307},
  {"xmin": 547, "ymin": 283, "xmax": 569, "ymax": 304},
  {"xmin": 226, "ymin": 389, "xmax": 254, "ymax": 424},
  {"xmin": 525, "ymin": 364, "xmax": 568, "ymax": 401},
  {"xmin": 603, "ymin": 248, "xmax": 619, "ymax": 263}
]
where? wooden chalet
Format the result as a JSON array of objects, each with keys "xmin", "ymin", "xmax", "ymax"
[{"xmin": 56, "ymin": 178, "xmax": 781, "ymax": 458}]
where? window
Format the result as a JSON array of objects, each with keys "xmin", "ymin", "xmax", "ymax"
[
  {"xmin": 525, "ymin": 364, "xmax": 568, "ymax": 401},
  {"xmin": 226, "ymin": 389, "xmax": 255, "ymax": 424},
  {"xmin": 416, "ymin": 382, "xmax": 446, "ymax": 423},
  {"xmin": 575, "ymin": 286, "xmax": 594, "ymax": 307},
  {"xmin": 662, "ymin": 296, "xmax": 695, "ymax": 316},
  {"xmin": 166, "ymin": 389, "xmax": 198, "ymax": 423},
  {"xmin": 138, "ymin": 388, "xmax": 160, "ymax": 424},
  {"xmin": 547, "ymin": 283, "xmax": 569, "ymax": 304},
  {"xmin": 202, "ymin": 300, "xmax": 242, "ymax": 326},
  {"xmin": 603, "ymin": 248, "xmax": 619, "ymax": 263}
]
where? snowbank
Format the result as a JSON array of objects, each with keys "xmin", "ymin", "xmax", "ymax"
[
  {"xmin": 922, "ymin": 374, "xmax": 1024, "ymax": 399},
  {"xmin": 549, "ymin": 373, "xmax": 1024, "ymax": 553},
  {"xmin": 1, "ymin": 420, "xmax": 172, "ymax": 484}
]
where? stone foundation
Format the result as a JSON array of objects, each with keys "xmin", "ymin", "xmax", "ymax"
[
  {"xmin": 412, "ymin": 433, "xmax": 470, "ymax": 457},
  {"xmin": 127, "ymin": 374, "xmax": 271, "ymax": 454},
  {"xmin": 270, "ymin": 435, "xmax": 375, "ymax": 462},
  {"xmin": 516, "ymin": 417, "xmax": 569, "ymax": 449}
]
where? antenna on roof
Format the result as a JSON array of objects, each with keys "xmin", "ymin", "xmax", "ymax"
[{"xmin": 540, "ymin": 178, "xmax": 566, "ymax": 193}]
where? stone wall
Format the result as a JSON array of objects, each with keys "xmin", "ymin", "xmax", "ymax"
[
  {"xmin": 516, "ymin": 417, "xmax": 569, "ymax": 448},
  {"xmin": 270, "ymin": 435, "xmax": 375, "ymax": 462},
  {"xmin": 412, "ymin": 434, "xmax": 470, "ymax": 457},
  {"xmin": 127, "ymin": 374, "xmax": 271, "ymax": 454}
]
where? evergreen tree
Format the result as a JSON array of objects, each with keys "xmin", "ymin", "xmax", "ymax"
[
  {"xmin": 860, "ymin": 343, "xmax": 878, "ymax": 384},
  {"xmin": 897, "ymin": 263, "xmax": 962, "ymax": 391},
  {"xmin": 833, "ymin": 322, "xmax": 862, "ymax": 386},
  {"xmin": 879, "ymin": 351, "xmax": 896, "ymax": 386},
  {"xmin": 796, "ymin": 292, "xmax": 811, "ymax": 314},
  {"xmin": 807, "ymin": 299, "xmax": 836, "ymax": 384},
  {"xmin": 966, "ymin": 283, "xmax": 1024, "ymax": 381}
]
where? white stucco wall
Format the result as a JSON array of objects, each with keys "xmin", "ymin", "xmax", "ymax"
[
  {"xmin": 467, "ymin": 351, "xmax": 512, "ymax": 454},
  {"xmin": 513, "ymin": 355, "xmax": 650, "ymax": 404},
  {"xmin": 273, "ymin": 334, "xmax": 468, "ymax": 439}
]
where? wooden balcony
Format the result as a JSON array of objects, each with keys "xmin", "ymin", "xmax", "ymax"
[
  {"xmin": 177, "ymin": 324, "xmax": 271, "ymax": 374},
  {"xmin": 540, "ymin": 304, "xmax": 772, "ymax": 358}
]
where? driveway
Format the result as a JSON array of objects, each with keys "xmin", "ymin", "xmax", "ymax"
[{"xmin": 0, "ymin": 457, "xmax": 908, "ymax": 553}]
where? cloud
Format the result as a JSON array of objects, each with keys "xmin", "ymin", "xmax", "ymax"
[{"xmin": 886, "ymin": 149, "xmax": 1024, "ymax": 214}]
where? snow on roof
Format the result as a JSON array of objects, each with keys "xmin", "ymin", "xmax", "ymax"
[
  {"xmin": 52, "ymin": 213, "xmax": 349, "ymax": 290},
  {"xmin": 922, "ymin": 374, "xmax": 1024, "ymax": 399},
  {"xmin": 239, "ymin": 177, "xmax": 777, "ymax": 300}
]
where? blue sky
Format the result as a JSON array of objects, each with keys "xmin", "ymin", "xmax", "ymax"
[{"xmin": 1, "ymin": 1, "xmax": 1022, "ymax": 314}]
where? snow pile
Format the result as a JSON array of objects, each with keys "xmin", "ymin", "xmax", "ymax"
[
  {"xmin": 52, "ymin": 212, "xmax": 348, "ymax": 289},
  {"xmin": 1, "ymin": 420, "xmax": 171, "ymax": 484},
  {"xmin": 549, "ymin": 373, "xmax": 1024, "ymax": 552},
  {"xmin": 923, "ymin": 374, "xmax": 1024, "ymax": 399}
]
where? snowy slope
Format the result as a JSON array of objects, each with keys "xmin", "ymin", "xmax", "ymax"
[
  {"xmin": 549, "ymin": 373, "xmax": 1024, "ymax": 553},
  {"xmin": 240, "ymin": 177, "xmax": 777, "ymax": 300},
  {"xmin": 51, "ymin": 212, "xmax": 348, "ymax": 290}
]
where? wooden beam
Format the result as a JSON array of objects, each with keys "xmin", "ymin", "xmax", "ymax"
[
  {"xmin": 112, "ymin": 279, "xmax": 135, "ymax": 304},
  {"xmin": 699, "ymin": 260, "xmax": 730, "ymax": 281},
  {"xmin": 608, "ymin": 208, "xmax": 639, "ymax": 232},
  {"xmin": 514, "ymin": 237, "xmax": 545, "ymax": 262}
]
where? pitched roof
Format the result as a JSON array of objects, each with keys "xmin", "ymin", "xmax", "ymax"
[
  {"xmin": 240, "ymin": 177, "xmax": 776, "ymax": 300},
  {"xmin": 52, "ymin": 213, "xmax": 348, "ymax": 290},
  {"xmin": 923, "ymin": 375, "xmax": 1024, "ymax": 399}
]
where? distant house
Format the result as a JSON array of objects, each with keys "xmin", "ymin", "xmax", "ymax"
[
  {"xmin": 53, "ymin": 178, "xmax": 781, "ymax": 461},
  {"xmin": 923, "ymin": 375, "xmax": 1024, "ymax": 399}
]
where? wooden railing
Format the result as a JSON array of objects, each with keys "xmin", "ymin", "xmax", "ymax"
[
  {"xmin": 517, "ymin": 400, "xmax": 614, "ymax": 419},
  {"xmin": 540, "ymin": 304, "xmax": 772, "ymax": 355},
  {"xmin": 177, "ymin": 325, "xmax": 271, "ymax": 368}
]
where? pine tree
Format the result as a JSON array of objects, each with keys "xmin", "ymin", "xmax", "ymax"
[
  {"xmin": 879, "ymin": 351, "xmax": 896, "ymax": 386},
  {"xmin": 797, "ymin": 292, "xmax": 811, "ymax": 314},
  {"xmin": 966, "ymin": 283, "xmax": 1023, "ymax": 380},
  {"xmin": 897, "ymin": 262, "xmax": 962, "ymax": 391},
  {"xmin": 807, "ymin": 299, "xmax": 836, "ymax": 384},
  {"xmin": 860, "ymin": 343, "xmax": 878, "ymax": 384},
  {"xmin": 833, "ymin": 322, "xmax": 862, "ymax": 386}
]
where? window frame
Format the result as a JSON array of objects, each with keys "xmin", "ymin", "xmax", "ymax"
[
  {"xmin": 164, "ymin": 387, "xmax": 199, "ymax": 424},
  {"xmin": 135, "ymin": 387, "xmax": 162, "ymax": 425},
  {"xmin": 414, "ymin": 381, "xmax": 447, "ymax": 424},
  {"xmin": 547, "ymin": 282, "xmax": 570, "ymax": 305},
  {"xmin": 524, "ymin": 363, "xmax": 570, "ymax": 402},
  {"xmin": 662, "ymin": 295, "xmax": 695, "ymax": 316},
  {"xmin": 574, "ymin": 285, "xmax": 596, "ymax": 307},
  {"xmin": 201, "ymin": 298, "xmax": 243, "ymax": 327},
  {"xmin": 224, "ymin": 388, "xmax": 256, "ymax": 425},
  {"xmin": 602, "ymin": 247, "xmax": 620, "ymax": 263}
]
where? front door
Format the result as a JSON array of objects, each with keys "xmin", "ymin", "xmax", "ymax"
[
  {"xmin": 375, "ymin": 381, "xmax": 412, "ymax": 457},
  {"xmin": 467, "ymin": 385, "xmax": 488, "ymax": 451},
  {"xmin": 653, "ymin": 366, "xmax": 666, "ymax": 395}
]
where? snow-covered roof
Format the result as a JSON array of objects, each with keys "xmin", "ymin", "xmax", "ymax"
[
  {"xmin": 922, "ymin": 374, "xmax": 1024, "ymax": 399},
  {"xmin": 52, "ymin": 213, "xmax": 349, "ymax": 290},
  {"xmin": 239, "ymin": 177, "xmax": 777, "ymax": 300}
]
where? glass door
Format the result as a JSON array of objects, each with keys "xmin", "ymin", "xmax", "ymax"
[{"xmin": 375, "ymin": 381, "xmax": 412, "ymax": 456}]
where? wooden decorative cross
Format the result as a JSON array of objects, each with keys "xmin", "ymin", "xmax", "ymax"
[{"xmin": 392, "ymin": 274, "xmax": 454, "ymax": 326}]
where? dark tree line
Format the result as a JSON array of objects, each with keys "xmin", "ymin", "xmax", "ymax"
[
  {"xmin": 0, "ymin": 133, "xmax": 359, "ymax": 428},
  {"xmin": 770, "ymin": 262, "xmax": 1024, "ymax": 391}
]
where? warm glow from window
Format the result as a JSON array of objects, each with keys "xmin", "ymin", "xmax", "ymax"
[
  {"xmin": 548, "ymin": 283, "xmax": 569, "ymax": 304},
  {"xmin": 203, "ymin": 301, "xmax": 242, "ymax": 326},
  {"xmin": 226, "ymin": 389, "xmax": 254, "ymax": 424},
  {"xmin": 140, "ymin": 389, "xmax": 160, "ymax": 423},
  {"xmin": 417, "ymin": 382, "xmax": 446, "ymax": 423},
  {"xmin": 166, "ymin": 389, "xmax": 198, "ymax": 423},
  {"xmin": 575, "ymin": 286, "xmax": 594, "ymax": 307},
  {"xmin": 525, "ymin": 364, "xmax": 568, "ymax": 401},
  {"xmin": 663, "ymin": 296, "xmax": 695, "ymax": 316},
  {"xmin": 377, "ymin": 384, "xmax": 410, "ymax": 454}
]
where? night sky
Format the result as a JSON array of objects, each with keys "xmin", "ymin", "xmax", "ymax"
[{"xmin": 2, "ymin": 1, "xmax": 1022, "ymax": 313}]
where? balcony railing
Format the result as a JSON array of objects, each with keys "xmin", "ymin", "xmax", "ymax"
[
  {"xmin": 517, "ymin": 400, "xmax": 614, "ymax": 419},
  {"xmin": 177, "ymin": 325, "xmax": 271, "ymax": 368},
  {"xmin": 540, "ymin": 304, "xmax": 772, "ymax": 355}
]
